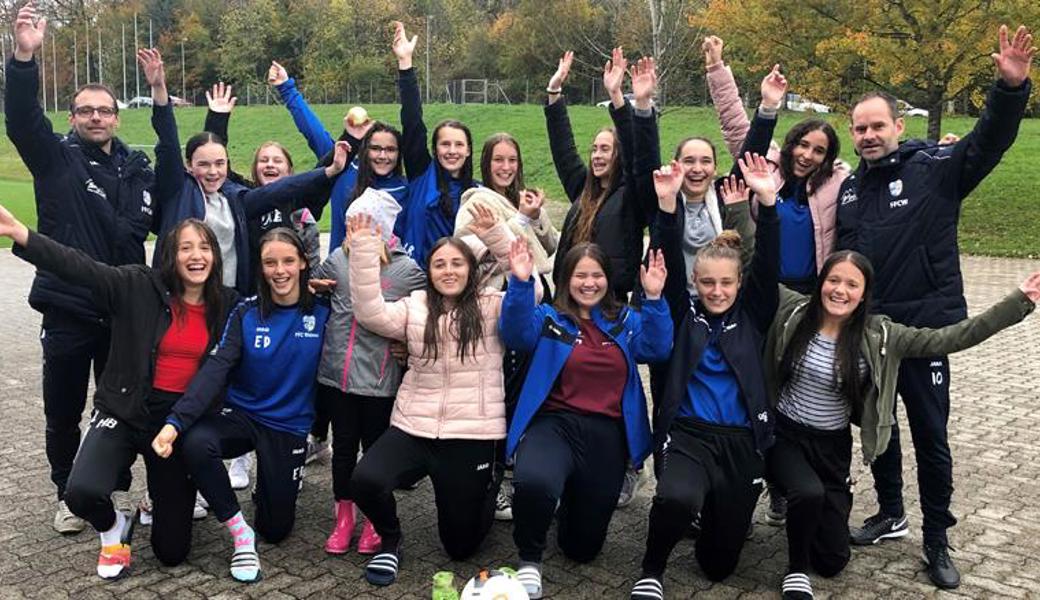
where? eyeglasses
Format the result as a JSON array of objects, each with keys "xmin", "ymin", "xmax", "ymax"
[
  {"xmin": 72, "ymin": 106, "xmax": 118, "ymax": 117},
  {"xmin": 369, "ymin": 145, "xmax": 399, "ymax": 156}
]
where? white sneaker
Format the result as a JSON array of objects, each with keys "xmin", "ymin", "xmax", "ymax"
[
  {"xmin": 54, "ymin": 500, "xmax": 86, "ymax": 534},
  {"xmin": 617, "ymin": 466, "xmax": 645, "ymax": 508},
  {"xmin": 229, "ymin": 453, "xmax": 252, "ymax": 490},
  {"xmin": 139, "ymin": 496, "xmax": 153, "ymax": 526},
  {"xmin": 495, "ymin": 478, "xmax": 514, "ymax": 521},
  {"xmin": 305, "ymin": 435, "xmax": 331, "ymax": 464},
  {"xmin": 194, "ymin": 493, "xmax": 208, "ymax": 520}
]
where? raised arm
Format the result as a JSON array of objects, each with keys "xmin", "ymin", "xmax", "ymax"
[
  {"xmin": 267, "ymin": 61, "xmax": 337, "ymax": 159},
  {"xmin": 945, "ymin": 25, "xmax": 1033, "ymax": 198},
  {"xmin": 648, "ymin": 162, "xmax": 689, "ymax": 324},
  {"xmin": 203, "ymin": 81, "xmax": 236, "ymax": 143},
  {"xmin": 629, "ymin": 56, "xmax": 663, "ymax": 223},
  {"xmin": 499, "ymin": 238, "xmax": 546, "ymax": 353},
  {"xmin": 704, "ymin": 36, "xmax": 750, "ymax": 159},
  {"xmin": 736, "ymin": 153, "xmax": 780, "ymax": 332},
  {"xmin": 630, "ymin": 249, "xmax": 674, "ymax": 362},
  {"xmin": 718, "ymin": 176, "xmax": 757, "ymax": 268},
  {"xmin": 519, "ymin": 189, "xmax": 560, "ymax": 255},
  {"xmin": 393, "ymin": 21, "xmax": 431, "ymax": 178},
  {"xmin": 139, "ymin": 49, "xmax": 183, "ymax": 214},
  {"xmin": 348, "ymin": 216, "xmax": 410, "ymax": 340},
  {"xmin": 894, "ymin": 273, "xmax": 1038, "ymax": 358}
]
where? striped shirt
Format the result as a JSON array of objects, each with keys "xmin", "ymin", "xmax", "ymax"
[{"xmin": 776, "ymin": 333, "xmax": 865, "ymax": 431}]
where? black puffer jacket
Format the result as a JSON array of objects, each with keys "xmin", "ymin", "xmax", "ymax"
[{"xmin": 14, "ymin": 231, "xmax": 239, "ymax": 430}]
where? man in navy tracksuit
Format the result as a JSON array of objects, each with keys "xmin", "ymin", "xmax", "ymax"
[
  {"xmin": 835, "ymin": 24, "xmax": 1034, "ymax": 590},
  {"xmin": 6, "ymin": 5, "xmax": 156, "ymax": 532}
]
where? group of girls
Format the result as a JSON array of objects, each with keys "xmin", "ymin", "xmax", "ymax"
[{"xmin": 3, "ymin": 20, "xmax": 1038, "ymax": 600}]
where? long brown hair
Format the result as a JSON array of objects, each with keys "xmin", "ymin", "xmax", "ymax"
[
  {"xmin": 779, "ymin": 251, "xmax": 874, "ymax": 410},
  {"xmin": 572, "ymin": 127, "xmax": 620, "ymax": 245},
  {"xmin": 778, "ymin": 119, "xmax": 839, "ymax": 194},
  {"xmin": 250, "ymin": 141, "xmax": 295, "ymax": 185},
  {"xmin": 158, "ymin": 219, "xmax": 227, "ymax": 352},
  {"xmin": 553, "ymin": 243, "xmax": 622, "ymax": 322},
  {"xmin": 422, "ymin": 237, "xmax": 484, "ymax": 363},
  {"xmin": 480, "ymin": 133, "xmax": 524, "ymax": 206},
  {"xmin": 255, "ymin": 227, "xmax": 314, "ymax": 319}
]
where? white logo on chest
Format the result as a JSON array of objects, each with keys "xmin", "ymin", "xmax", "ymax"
[{"xmin": 889, "ymin": 179, "xmax": 903, "ymax": 196}]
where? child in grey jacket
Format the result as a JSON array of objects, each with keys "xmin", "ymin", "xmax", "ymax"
[{"xmin": 310, "ymin": 188, "xmax": 426, "ymax": 556}]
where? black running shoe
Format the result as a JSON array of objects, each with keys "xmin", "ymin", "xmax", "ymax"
[
  {"xmin": 849, "ymin": 512, "xmax": 908, "ymax": 545},
  {"xmin": 923, "ymin": 543, "xmax": 960, "ymax": 589}
]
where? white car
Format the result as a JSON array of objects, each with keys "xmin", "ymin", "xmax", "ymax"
[
  {"xmin": 897, "ymin": 100, "xmax": 928, "ymax": 117},
  {"xmin": 124, "ymin": 96, "xmax": 153, "ymax": 108},
  {"xmin": 785, "ymin": 93, "xmax": 830, "ymax": 113}
]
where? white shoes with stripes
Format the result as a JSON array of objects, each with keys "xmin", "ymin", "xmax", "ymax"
[
  {"xmin": 515, "ymin": 563, "xmax": 543, "ymax": 599},
  {"xmin": 630, "ymin": 576, "xmax": 664, "ymax": 599},
  {"xmin": 781, "ymin": 572, "xmax": 814, "ymax": 599}
]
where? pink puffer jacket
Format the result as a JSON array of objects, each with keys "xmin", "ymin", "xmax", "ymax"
[
  {"xmin": 348, "ymin": 226, "xmax": 510, "ymax": 441},
  {"xmin": 707, "ymin": 62, "xmax": 850, "ymax": 271}
]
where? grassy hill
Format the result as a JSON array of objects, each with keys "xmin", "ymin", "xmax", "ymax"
[{"xmin": 1, "ymin": 102, "xmax": 1037, "ymax": 256}]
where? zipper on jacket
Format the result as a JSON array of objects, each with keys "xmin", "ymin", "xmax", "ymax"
[
  {"xmin": 340, "ymin": 318, "xmax": 359, "ymax": 390},
  {"xmin": 378, "ymin": 347, "xmax": 390, "ymax": 384}
]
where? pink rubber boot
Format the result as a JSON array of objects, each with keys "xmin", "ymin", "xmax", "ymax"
[
  {"xmin": 324, "ymin": 500, "xmax": 356, "ymax": 554},
  {"xmin": 356, "ymin": 514, "xmax": 382, "ymax": 555}
]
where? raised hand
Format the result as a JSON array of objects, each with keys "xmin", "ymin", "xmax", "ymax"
[
  {"xmin": 992, "ymin": 25, "xmax": 1035, "ymax": 87},
  {"xmin": 137, "ymin": 48, "xmax": 166, "ymax": 88},
  {"xmin": 0, "ymin": 204, "xmax": 29, "ymax": 246},
  {"xmin": 602, "ymin": 47, "xmax": 627, "ymax": 101},
  {"xmin": 720, "ymin": 175, "xmax": 749, "ymax": 205},
  {"xmin": 939, "ymin": 132, "xmax": 961, "ymax": 145},
  {"xmin": 392, "ymin": 21, "xmax": 418, "ymax": 70},
  {"xmin": 548, "ymin": 51, "xmax": 574, "ymax": 92},
  {"xmin": 653, "ymin": 160, "xmax": 684, "ymax": 214},
  {"xmin": 343, "ymin": 108, "xmax": 374, "ymax": 140},
  {"xmin": 267, "ymin": 60, "xmax": 289, "ymax": 86},
  {"xmin": 760, "ymin": 64, "xmax": 787, "ymax": 109},
  {"xmin": 206, "ymin": 82, "xmax": 236, "ymax": 114},
  {"xmin": 325, "ymin": 140, "xmax": 352, "ymax": 178},
  {"xmin": 466, "ymin": 202, "xmax": 499, "ymax": 237},
  {"xmin": 737, "ymin": 152, "xmax": 777, "ymax": 206},
  {"xmin": 13, "ymin": 3, "xmax": 46, "ymax": 60},
  {"xmin": 518, "ymin": 189, "xmax": 545, "ymax": 219},
  {"xmin": 1019, "ymin": 270, "xmax": 1040, "ymax": 303},
  {"xmin": 640, "ymin": 249, "xmax": 668, "ymax": 300},
  {"xmin": 308, "ymin": 278, "xmax": 337, "ymax": 294},
  {"xmin": 509, "ymin": 236, "xmax": 534, "ymax": 282},
  {"xmin": 151, "ymin": 424, "xmax": 178, "ymax": 459},
  {"xmin": 702, "ymin": 35, "xmax": 723, "ymax": 68},
  {"xmin": 347, "ymin": 213, "xmax": 383, "ymax": 245},
  {"xmin": 630, "ymin": 56, "xmax": 658, "ymax": 110}
]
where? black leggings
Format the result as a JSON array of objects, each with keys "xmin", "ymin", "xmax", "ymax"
[
  {"xmin": 64, "ymin": 402, "xmax": 195, "ymax": 566},
  {"xmin": 512, "ymin": 412, "xmax": 627, "ymax": 563},
  {"xmin": 350, "ymin": 426, "xmax": 501, "ymax": 559},
  {"xmin": 766, "ymin": 414, "xmax": 852, "ymax": 577},
  {"xmin": 641, "ymin": 418, "xmax": 763, "ymax": 581},
  {"xmin": 180, "ymin": 408, "xmax": 307, "ymax": 543},
  {"xmin": 318, "ymin": 384, "xmax": 394, "ymax": 501}
]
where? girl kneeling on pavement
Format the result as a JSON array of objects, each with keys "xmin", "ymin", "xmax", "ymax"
[
  {"xmin": 347, "ymin": 206, "xmax": 533, "ymax": 586},
  {"xmin": 310, "ymin": 189, "xmax": 426, "ymax": 555},
  {"xmin": 630, "ymin": 153, "xmax": 780, "ymax": 600},
  {"xmin": 500, "ymin": 241, "xmax": 673, "ymax": 599},
  {"xmin": 0, "ymin": 208, "xmax": 237, "ymax": 580},
  {"xmin": 764, "ymin": 255, "xmax": 1039, "ymax": 599},
  {"xmin": 152, "ymin": 228, "xmax": 330, "ymax": 583}
]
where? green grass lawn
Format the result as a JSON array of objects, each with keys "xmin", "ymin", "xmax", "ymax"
[{"xmin": 1, "ymin": 103, "xmax": 1038, "ymax": 255}]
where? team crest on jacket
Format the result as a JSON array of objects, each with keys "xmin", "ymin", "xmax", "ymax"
[
  {"xmin": 840, "ymin": 188, "xmax": 857, "ymax": 206},
  {"xmin": 302, "ymin": 315, "xmax": 316, "ymax": 332},
  {"xmin": 888, "ymin": 179, "xmax": 903, "ymax": 197}
]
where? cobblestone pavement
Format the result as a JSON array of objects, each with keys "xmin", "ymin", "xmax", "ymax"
[{"xmin": 0, "ymin": 247, "xmax": 1037, "ymax": 599}]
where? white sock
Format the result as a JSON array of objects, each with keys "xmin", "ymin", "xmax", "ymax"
[{"xmin": 99, "ymin": 510, "xmax": 126, "ymax": 547}]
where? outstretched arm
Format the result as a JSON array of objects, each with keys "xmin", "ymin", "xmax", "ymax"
[
  {"xmin": 239, "ymin": 141, "xmax": 349, "ymax": 219},
  {"xmin": 736, "ymin": 153, "xmax": 780, "ymax": 332},
  {"xmin": 630, "ymin": 56, "xmax": 662, "ymax": 223},
  {"xmin": 499, "ymin": 237, "xmax": 545, "ymax": 352},
  {"xmin": 348, "ymin": 215, "xmax": 410, "ymax": 340},
  {"xmin": 648, "ymin": 162, "xmax": 688, "ymax": 323},
  {"xmin": 268, "ymin": 61, "xmax": 337, "ymax": 159},
  {"xmin": 140, "ymin": 49, "xmax": 183, "ymax": 219}
]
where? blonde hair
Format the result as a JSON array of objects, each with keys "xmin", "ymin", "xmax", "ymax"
[{"xmin": 693, "ymin": 230, "xmax": 743, "ymax": 273}]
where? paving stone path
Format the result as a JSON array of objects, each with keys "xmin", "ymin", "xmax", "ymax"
[{"xmin": 0, "ymin": 246, "xmax": 1037, "ymax": 599}]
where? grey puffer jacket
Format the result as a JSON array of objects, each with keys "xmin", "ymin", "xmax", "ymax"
[{"xmin": 313, "ymin": 244, "xmax": 426, "ymax": 397}]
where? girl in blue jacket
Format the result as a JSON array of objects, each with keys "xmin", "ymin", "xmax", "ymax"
[
  {"xmin": 264, "ymin": 60, "xmax": 409, "ymax": 251},
  {"xmin": 137, "ymin": 49, "xmax": 348, "ymax": 297},
  {"xmin": 499, "ymin": 240, "xmax": 673, "ymax": 600},
  {"xmin": 391, "ymin": 21, "xmax": 478, "ymax": 265},
  {"xmin": 151, "ymin": 228, "xmax": 331, "ymax": 584}
]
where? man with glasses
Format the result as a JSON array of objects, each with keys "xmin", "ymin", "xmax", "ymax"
[{"xmin": 6, "ymin": 3, "xmax": 157, "ymax": 533}]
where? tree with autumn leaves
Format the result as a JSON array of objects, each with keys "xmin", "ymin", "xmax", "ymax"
[{"xmin": 697, "ymin": 0, "xmax": 1040, "ymax": 139}]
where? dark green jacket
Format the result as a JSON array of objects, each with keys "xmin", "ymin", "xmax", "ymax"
[{"xmin": 765, "ymin": 286, "xmax": 1034, "ymax": 463}]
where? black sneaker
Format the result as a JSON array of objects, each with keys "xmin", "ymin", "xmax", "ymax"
[
  {"xmin": 922, "ymin": 543, "xmax": 960, "ymax": 589},
  {"xmin": 849, "ymin": 512, "xmax": 908, "ymax": 545},
  {"xmin": 766, "ymin": 488, "xmax": 787, "ymax": 526}
]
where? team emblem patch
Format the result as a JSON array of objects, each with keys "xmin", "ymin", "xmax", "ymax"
[
  {"xmin": 889, "ymin": 179, "xmax": 903, "ymax": 196},
  {"xmin": 840, "ymin": 188, "xmax": 857, "ymax": 206},
  {"xmin": 142, "ymin": 190, "xmax": 152, "ymax": 207},
  {"xmin": 302, "ymin": 315, "xmax": 316, "ymax": 332}
]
